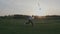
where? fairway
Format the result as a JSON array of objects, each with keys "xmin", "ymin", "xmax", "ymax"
[{"xmin": 0, "ymin": 19, "xmax": 60, "ymax": 34}]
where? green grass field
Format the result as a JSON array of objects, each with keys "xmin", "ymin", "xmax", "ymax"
[{"xmin": 0, "ymin": 19, "xmax": 60, "ymax": 34}]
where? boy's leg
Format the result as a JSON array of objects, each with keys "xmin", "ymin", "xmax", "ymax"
[
  {"xmin": 29, "ymin": 20, "xmax": 34, "ymax": 26},
  {"xmin": 25, "ymin": 20, "xmax": 30, "ymax": 24},
  {"xmin": 25, "ymin": 20, "xmax": 34, "ymax": 26}
]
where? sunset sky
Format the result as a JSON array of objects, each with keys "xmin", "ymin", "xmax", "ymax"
[{"xmin": 0, "ymin": 0, "xmax": 60, "ymax": 16}]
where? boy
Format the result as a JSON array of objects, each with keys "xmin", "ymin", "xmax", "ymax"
[{"xmin": 25, "ymin": 15, "xmax": 34, "ymax": 26}]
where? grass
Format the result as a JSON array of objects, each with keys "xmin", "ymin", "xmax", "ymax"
[{"xmin": 0, "ymin": 18, "xmax": 60, "ymax": 34}]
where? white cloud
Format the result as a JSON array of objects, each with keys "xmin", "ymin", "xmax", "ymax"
[{"xmin": 0, "ymin": 0, "xmax": 60, "ymax": 16}]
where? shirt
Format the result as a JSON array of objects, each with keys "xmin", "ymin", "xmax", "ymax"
[{"xmin": 28, "ymin": 16, "xmax": 33, "ymax": 20}]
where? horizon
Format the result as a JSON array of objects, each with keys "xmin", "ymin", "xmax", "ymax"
[{"xmin": 0, "ymin": 14, "xmax": 60, "ymax": 17}]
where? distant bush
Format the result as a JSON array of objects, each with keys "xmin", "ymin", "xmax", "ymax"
[
  {"xmin": 46, "ymin": 15, "xmax": 60, "ymax": 20},
  {"xmin": 13, "ymin": 15, "xmax": 29, "ymax": 19},
  {"xmin": 0, "ymin": 14, "xmax": 30, "ymax": 19}
]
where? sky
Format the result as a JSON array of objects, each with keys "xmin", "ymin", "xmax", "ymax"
[{"xmin": 0, "ymin": 0, "xmax": 60, "ymax": 16}]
